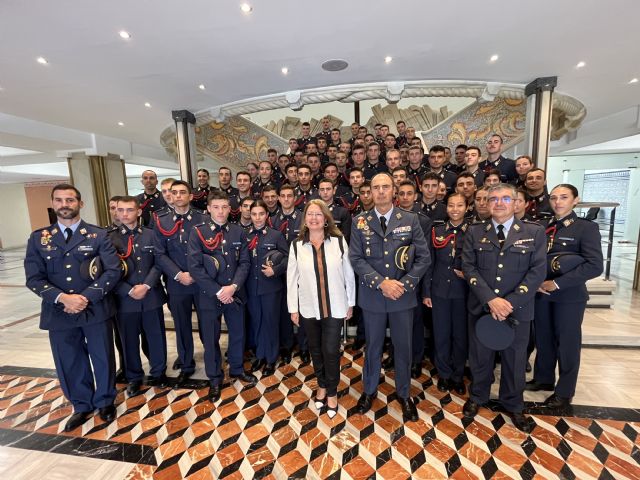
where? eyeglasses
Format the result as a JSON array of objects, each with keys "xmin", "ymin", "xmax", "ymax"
[{"xmin": 488, "ymin": 196, "xmax": 513, "ymax": 204}]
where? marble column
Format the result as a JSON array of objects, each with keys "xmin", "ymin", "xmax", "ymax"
[
  {"xmin": 172, "ymin": 110, "xmax": 198, "ymax": 185},
  {"xmin": 523, "ymin": 76, "xmax": 557, "ymax": 171}
]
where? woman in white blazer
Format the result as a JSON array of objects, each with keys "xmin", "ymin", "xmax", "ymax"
[{"xmin": 287, "ymin": 199, "xmax": 356, "ymax": 419}]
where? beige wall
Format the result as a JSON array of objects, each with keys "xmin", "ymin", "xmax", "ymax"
[
  {"xmin": 25, "ymin": 184, "xmax": 55, "ymax": 230},
  {"xmin": 0, "ymin": 183, "xmax": 32, "ymax": 249}
]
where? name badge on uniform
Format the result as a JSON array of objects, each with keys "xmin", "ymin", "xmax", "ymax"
[{"xmin": 78, "ymin": 245, "xmax": 94, "ymax": 252}]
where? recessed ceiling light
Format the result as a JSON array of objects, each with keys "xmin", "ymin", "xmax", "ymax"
[
  {"xmin": 36, "ymin": 56, "xmax": 48, "ymax": 65},
  {"xmin": 489, "ymin": 54, "xmax": 499, "ymax": 63},
  {"xmin": 144, "ymin": 102, "xmax": 151, "ymax": 108},
  {"xmin": 118, "ymin": 121, "xmax": 124, "ymax": 126},
  {"xmin": 119, "ymin": 30, "xmax": 131, "ymax": 39},
  {"xmin": 198, "ymin": 84, "xmax": 206, "ymax": 90},
  {"xmin": 384, "ymin": 56, "xmax": 393, "ymax": 64},
  {"xmin": 576, "ymin": 61, "xmax": 586, "ymax": 69},
  {"xmin": 629, "ymin": 78, "xmax": 639, "ymax": 84},
  {"xmin": 281, "ymin": 67, "xmax": 289, "ymax": 75},
  {"xmin": 240, "ymin": 3, "xmax": 252, "ymax": 13}
]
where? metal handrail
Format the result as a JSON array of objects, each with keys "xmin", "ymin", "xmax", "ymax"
[{"xmin": 575, "ymin": 202, "xmax": 619, "ymax": 281}]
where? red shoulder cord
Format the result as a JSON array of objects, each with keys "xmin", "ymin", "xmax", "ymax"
[
  {"xmin": 341, "ymin": 196, "xmax": 359, "ymax": 212},
  {"xmin": 279, "ymin": 220, "xmax": 289, "ymax": 233},
  {"xmin": 229, "ymin": 207, "xmax": 241, "ymax": 216},
  {"xmin": 192, "ymin": 189, "xmax": 207, "ymax": 200},
  {"xmin": 294, "ymin": 195, "xmax": 306, "ymax": 207},
  {"xmin": 248, "ymin": 234, "xmax": 259, "ymax": 251},
  {"xmin": 525, "ymin": 199, "xmax": 536, "ymax": 214},
  {"xmin": 267, "ymin": 216, "xmax": 273, "ymax": 228},
  {"xmin": 195, "ymin": 229, "xmax": 223, "ymax": 251},
  {"xmin": 118, "ymin": 235, "xmax": 134, "ymax": 260},
  {"xmin": 432, "ymin": 228, "xmax": 456, "ymax": 249},
  {"xmin": 156, "ymin": 215, "xmax": 183, "ymax": 237},
  {"xmin": 545, "ymin": 225, "xmax": 557, "ymax": 252},
  {"xmin": 140, "ymin": 197, "xmax": 152, "ymax": 209}
]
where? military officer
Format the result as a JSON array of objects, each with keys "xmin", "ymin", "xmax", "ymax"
[
  {"xmin": 419, "ymin": 173, "xmax": 448, "ymax": 222},
  {"xmin": 187, "ymin": 190, "xmax": 257, "ymax": 403},
  {"xmin": 218, "ymin": 166, "xmax": 239, "ymax": 197},
  {"xmin": 317, "ymin": 178, "xmax": 351, "ymax": 242},
  {"xmin": 526, "ymin": 184, "xmax": 603, "ymax": 411},
  {"xmin": 463, "ymin": 147, "xmax": 486, "ymax": 188},
  {"xmin": 338, "ymin": 168, "xmax": 364, "ymax": 216},
  {"xmin": 25, "ymin": 184, "xmax": 121, "ymax": 432},
  {"xmin": 271, "ymin": 184, "xmax": 305, "ymax": 364},
  {"xmin": 229, "ymin": 171, "xmax": 253, "ymax": 223},
  {"xmin": 110, "ymin": 196, "xmax": 168, "ymax": 396},
  {"xmin": 153, "ymin": 180, "xmax": 208, "ymax": 385},
  {"xmin": 349, "ymin": 172, "xmax": 430, "ymax": 422},
  {"xmin": 428, "ymin": 145, "xmax": 458, "ymax": 193},
  {"xmin": 461, "ymin": 183, "xmax": 546, "ymax": 433},
  {"xmin": 479, "ymin": 135, "xmax": 518, "ymax": 183},
  {"xmin": 136, "ymin": 170, "xmax": 167, "ymax": 226},
  {"xmin": 252, "ymin": 161, "xmax": 278, "ymax": 198},
  {"xmin": 422, "ymin": 193, "xmax": 469, "ymax": 394},
  {"xmin": 524, "ymin": 168, "xmax": 552, "ymax": 220},
  {"xmin": 191, "ymin": 168, "xmax": 213, "ymax": 212},
  {"xmin": 245, "ymin": 200, "xmax": 289, "ymax": 376},
  {"xmin": 293, "ymin": 164, "xmax": 317, "ymax": 211}
]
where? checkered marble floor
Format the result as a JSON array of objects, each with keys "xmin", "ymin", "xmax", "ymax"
[{"xmin": 1, "ymin": 350, "xmax": 639, "ymax": 480}]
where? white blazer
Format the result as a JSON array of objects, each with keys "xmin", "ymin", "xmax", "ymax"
[{"xmin": 287, "ymin": 235, "xmax": 356, "ymax": 320}]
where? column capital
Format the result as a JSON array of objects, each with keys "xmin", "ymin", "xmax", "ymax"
[
  {"xmin": 172, "ymin": 110, "xmax": 196, "ymax": 124},
  {"xmin": 525, "ymin": 76, "xmax": 558, "ymax": 96}
]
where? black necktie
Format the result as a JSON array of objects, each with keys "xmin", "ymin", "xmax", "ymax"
[
  {"xmin": 497, "ymin": 224, "xmax": 505, "ymax": 248},
  {"xmin": 64, "ymin": 227, "xmax": 73, "ymax": 243},
  {"xmin": 380, "ymin": 216, "xmax": 387, "ymax": 234}
]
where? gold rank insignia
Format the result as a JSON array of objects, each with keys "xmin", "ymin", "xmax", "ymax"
[
  {"xmin": 51, "ymin": 227, "xmax": 58, "ymax": 235},
  {"xmin": 40, "ymin": 230, "xmax": 51, "ymax": 246},
  {"xmin": 513, "ymin": 223, "xmax": 521, "ymax": 231},
  {"xmin": 469, "ymin": 277, "xmax": 478, "ymax": 285},
  {"xmin": 518, "ymin": 285, "xmax": 528, "ymax": 294},
  {"xmin": 563, "ymin": 218, "xmax": 575, "ymax": 227},
  {"xmin": 485, "ymin": 224, "xmax": 492, "ymax": 231},
  {"xmin": 396, "ymin": 212, "xmax": 402, "ymax": 219},
  {"xmin": 80, "ymin": 228, "xmax": 87, "ymax": 235}
]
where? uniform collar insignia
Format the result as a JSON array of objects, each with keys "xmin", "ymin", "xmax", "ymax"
[
  {"xmin": 80, "ymin": 228, "xmax": 87, "ymax": 235},
  {"xmin": 513, "ymin": 223, "xmax": 521, "ymax": 231},
  {"xmin": 51, "ymin": 227, "xmax": 58, "ymax": 235},
  {"xmin": 366, "ymin": 215, "xmax": 373, "ymax": 221},
  {"xmin": 485, "ymin": 223, "xmax": 492, "ymax": 231},
  {"xmin": 396, "ymin": 212, "xmax": 402, "ymax": 219},
  {"xmin": 563, "ymin": 218, "xmax": 575, "ymax": 227},
  {"xmin": 121, "ymin": 227, "xmax": 127, "ymax": 234},
  {"xmin": 187, "ymin": 214, "xmax": 192, "ymax": 221}
]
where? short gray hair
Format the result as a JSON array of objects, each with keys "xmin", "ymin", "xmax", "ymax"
[{"xmin": 487, "ymin": 183, "xmax": 517, "ymax": 198}]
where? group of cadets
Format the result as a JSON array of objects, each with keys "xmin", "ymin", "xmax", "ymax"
[{"xmin": 26, "ymin": 116, "xmax": 602, "ymax": 433}]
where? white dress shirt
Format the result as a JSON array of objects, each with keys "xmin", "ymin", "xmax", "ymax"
[{"xmin": 287, "ymin": 235, "xmax": 356, "ymax": 320}]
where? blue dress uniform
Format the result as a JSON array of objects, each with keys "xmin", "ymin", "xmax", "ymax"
[
  {"xmin": 349, "ymin": 208, "xmax": 430, "ymax": 400},
  {"xmin": 109, "ymin": 225, "xmax": 167, "ymax": 385},
  {"xmin": 411, "ymin": 211, "xmax": 433, "ymax": 367},
  {"xmin": 191, "ymin": 185, "xmax": 212, "ymax": 212},
  {"xmin": 363, "ymin": 161, "xmax": 388, "ymax": 180},
  {"xmin": 153, "ymin": 208, "xmax": 208, "ymax": 377},
  {"xmin": 461, "ymin": 218, "xmax": 546, "ymax": 413},
  {"xmin": 187, "ymin": 221, "xmax": 250, "ymax": 386},
  {"xmin": 220, "ymin": 185, "xmax": 239, "ymax": 198},
  {"xmin": 293, "ymin": 185, "xmax": 317, "ymax": 211},
  {"xmin": 245, "ymin": 227, "xmax": 289, "ymax": 366},
  {"xmin": 421, "ymin": 200, "xmax": 448, "ymax": 223},
  {"xmin": 479, "ymin": 156, "xmax": 518, "ymax": 183},
  {"xmin": 526, "ymin": 193, "xmax": 553, "ymax": 220},
  {"xmin": 25, "ymin": 221, "xmax": 121, "ymax": 413},
  {"xmin": 422, "ymin": 221, "xmax": 469, "ymax": 385},
  {"xmin": 267, "ymin": 210, "xmax": 303, "ymax": 359},
  {"xmin": 228, "ymin": 194, "xmax": 250, "ymax": 224},
  {"xmin": 136, "ymin": 190, "xmax": 167, "ymax": 227},
  {"xmin": 338, "ymin": 191, "xmax": 361, "ymax": 217},
  {"xmin": 532, "ymin": 212, "xmax": 603, "ymax": 399},
  {"xmin": 464, "ymin": 168, "xmax": 485, "ymax": 188},
  {"xmin": 433, "ymin": 169, "xmax": 458, "ymax": 193},
  {"xmin": 407, "ymin": 165, "xmax": 429, "ymax": 189},
  {"xmin": 252, "ymin": 178, "xmax": 278, "ymax": 198}
]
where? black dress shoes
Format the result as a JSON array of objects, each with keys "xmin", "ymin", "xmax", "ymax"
[
  {"xmin": 398, "ymin": 397, "xmax": 419, "ymax": 422},
  {"xmin": 544, "ymin": 394, "xmax": 572, "ymax": 410},
  {"xmin": 207, "ymin": 384, "xmax": 221, "ymax": 403},
  {"xmin": 99, "ymin": 405, "xmax": 116, "ymax": 423},
  {"xmin": 279, "ymin": 348, "xmax": 292, "ymax": 365},
  {"xmin": 410, "ymin": 362, "xmax": 422, "ymax": 379},
  {"xmin": 176, "ymin": 371, "xmax": 192, "ymax": 386},
  {"xmin": 508, "ymin": 412, "xmax": 532, "ymax": 433},
  {"xmin": 525, "ymin": 380, "xmax": 554, "ymax": 392},
  {"xmin": 262, "ymin": 363, "xmax": 276, "ymax": 376},
  {"xmin": 451, "ymin": 380, "xmax": 466, "ymax": 396},
  {"xmin": 299, "ymin": 350, "xmax": 311, "ymax": 365},
  {"xmin": 356, "ymin": 393, "xmax": 374, "ymax": 414},
  {"xmin": 437, "ymin": 377, "xmax": 450, "ymax": 392},
  {"xmin": 64, "ymin": 411, "xmax": 92, "ymax": 432},
  {"xmin": 126, "ymin": 381, "xmax": 142, "ymax": 397},
  {"xmin": 462, "ymin": 400, "xmax": 480, "ymax": 419},
  {"xmin": 350, "ymin": 338, "xmax": 365, "ymax": 351},
  {"xmin": 172, "ymin": 358, "xmax": 182, "ymax": 371},
  {"xmin": 251, "ymin": 358, "xmax": 266, "ymax": 372},
  {"xmin": 230, "ymin": 371, "xmax": 258, "ymax": 385},
  {"xmin": 146, "ymin": 375, "xmax": 168, "ymax": 388}
]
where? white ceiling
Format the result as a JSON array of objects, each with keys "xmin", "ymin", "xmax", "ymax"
[{"xmin": 0, "ymin": 0, "xmax": 639, "ymax": 153}]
